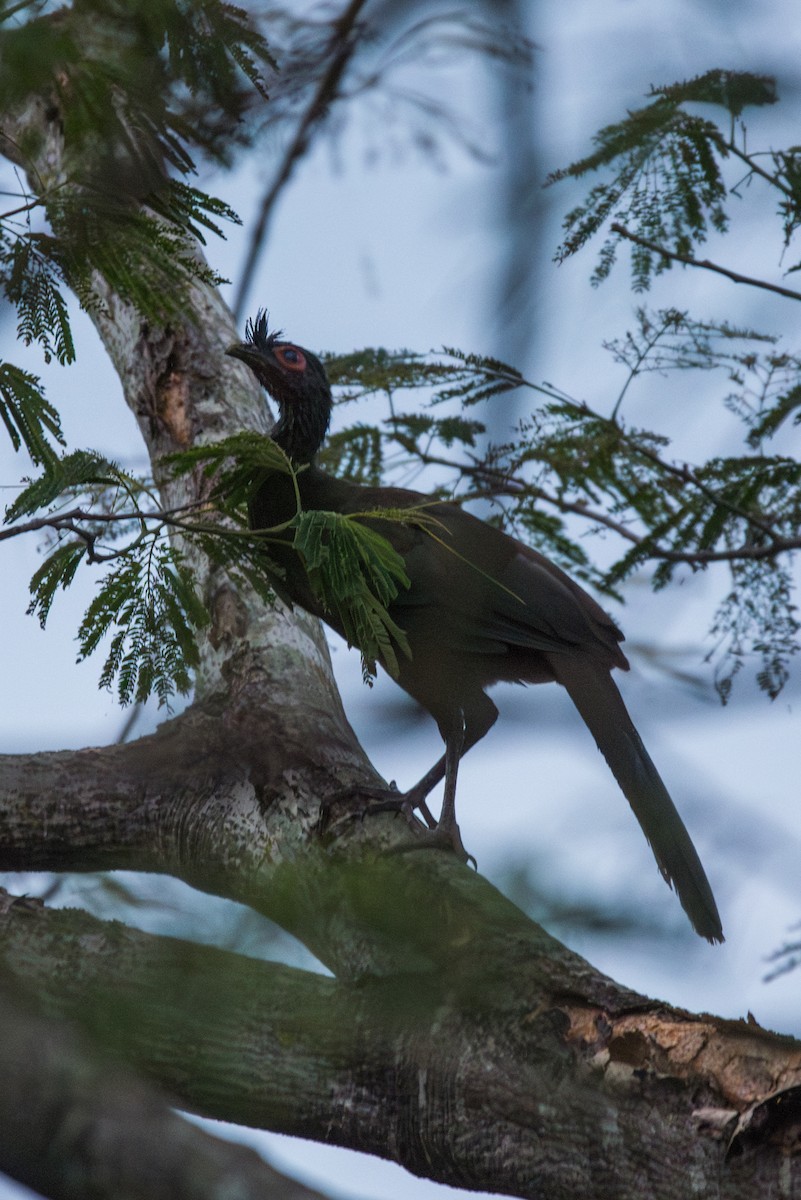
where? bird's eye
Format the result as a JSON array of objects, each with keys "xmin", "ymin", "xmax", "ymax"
[{"xmin": 275, "ymin": 345, "xmax": 306, "ymax": 372}]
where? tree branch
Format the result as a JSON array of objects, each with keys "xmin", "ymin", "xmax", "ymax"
[
  {"xmin": 3, "ymin": 892, "xmax": 801, "ymax": 1199},
  {"xmin": 0, "ymin": 964, "xmax": 330, "ymax": 1199},
  {"xmin": 414, "ymin": 450, "xmax": 801, "ymax": 566},
  {"xmin": 233, "ymin": 0, "xmax": 368, "ymax": 319},
  {"xmin": 610, "ymin": 222, "xmax": 801, "ymax": 302}
]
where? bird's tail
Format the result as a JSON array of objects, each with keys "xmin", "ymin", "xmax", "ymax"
[{"xmin": 549, "ymin": 656, "xmax": 723, "ymax": 943}]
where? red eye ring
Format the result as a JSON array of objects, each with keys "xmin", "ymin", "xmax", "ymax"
[{"xmin": 275, "ymin": 345, "xmax": 307, "ymax": 372}]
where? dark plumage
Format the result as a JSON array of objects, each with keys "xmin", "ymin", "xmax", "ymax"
[{"xmin": 227, "ymin": 313, "xmax": 723, "ymax": 943}]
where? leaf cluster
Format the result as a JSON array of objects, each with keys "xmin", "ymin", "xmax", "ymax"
[
  {"xmin": 294, "ymin": 509, "xmax": 412, "ymax": 683},
  {"xmin": 0, "ymin": 0, "xmax": 273, "ymax": 470},
  {"xmin": 168, "ymin": 434, "xmax": 420, "ymax": 681},
  {"xmin": 76, "ymin": 543, "xmax": 208, "ymax": 707},
  {"xmin": 547, "ymin": 70, "xmax": 778, "ymax": 288},
  {"xmin": 0, "ymin": 360, "xmax": 63, "ymax": 464},
  {"xmin": 4, "ymin": 449, "xmax": 211, "ymax": 705}
]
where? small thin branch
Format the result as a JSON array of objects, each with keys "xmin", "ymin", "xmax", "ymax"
[
  {"xmin": 610, "ymin": 312, "xmax": 677, "ymax": 422},
  {"xmin": 720, "ymin": 138, "xmax": 796, "ymax": 201},
  {"xmin": 410, "ymin": 449, "xmax": 801, "ymax": 567},
  {"xmin": 0, "ymin": 194, "xmax": 47, "ymax": 221},
  {"xmin": 610, "ymin": 222, "xmax": 801, "ymax": 302},
  {"xmin": 233, "ymin": 0, "xmax": 367, "ymax": 320}
]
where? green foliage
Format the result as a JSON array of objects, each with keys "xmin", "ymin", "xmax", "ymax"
[
  {"xmin": 709, "ymin": 558, "xmax": 798, "ymax": 703},
  {"xmin": 167, "ymin": 431, "xmax": 293, "ymax": 510},
  {"xmin": 1, "ymin": 237, "xmax": 74, "ymax": 365},
  {"xmin": 6, "ymin": 449, "xmax": 117, "ymax": 521},
  {"xmin": 546, "ymin": 70, "xmax": 779, "ymax": 288},
  {"xmin": 6, "ymin": 446, "xmax": 210, "ymax": 705},
  {"xmin": 0, "ymin": 0, "xmax": 270, "ymax": 428},
  {"xmin": 324, "ymin": 346, "xmax": 523, "ymax": 409},
  {"xmin": 0, "ymin": 0, "xmax": 273, "ymax": 168},
  {"xmin": 387, "ymin": 413, "xmax": 486, "ymax": 452},
  {"xmin": 0, "ymin": 362, "xmax": 64, "ymax": 465},
  {"xmin": 76, "ymin": 543, "xmax": 209, "ymax": 706},
  {"xmin": 27, "ymin": 540, "xmax": 87, "ymax": 627},
  {"xmin": 294, "ymin": 510, "xmax": 412, "ymax": 683},
  {"xmin": 168, "ymin": 433, "xmax": 420, "ymax": 681},
  {"xmin": 319, "ymin": 426, "xmax": 384, "ymax": 486}
]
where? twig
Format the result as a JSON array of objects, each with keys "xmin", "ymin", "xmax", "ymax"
[
  {"xmin": 720, "ymin": 138, "xmax": 796, "ymax": 201},
  {"xmin": 610, "ymin": 222, "xmax": 801, "ymax": 303},
  {"xmin": 409, "ymin": 450, "xmax": 800, "ymax": 567},
  {"xmin": 0, "ymin": 194, "xmax": 47, "ymax": 222},
  {"xmin": 233, "ymin": 0, "xmax": 367, "ymax": 320}
]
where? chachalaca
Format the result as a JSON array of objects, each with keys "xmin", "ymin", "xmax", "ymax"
[{"xmin": 227, "ymin": 313, "xmax": 723, "ymax": 943}]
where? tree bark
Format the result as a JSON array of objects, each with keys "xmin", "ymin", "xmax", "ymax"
[
  {"xmin": 2, "ymin": 888, "xmax": 801, "ymax": 1199},
  {"xmin": 1, "ymin": 9, "xmax": 800, "ymax": 1200}
]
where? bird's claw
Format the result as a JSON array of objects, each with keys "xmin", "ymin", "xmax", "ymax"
[
  {"xmin": 321, "ymin": 782, "xmax": 435, "ymax": 832},
  {"xmin": 383, "ymin": 819, "xmax": 477, "ymax": 870},
  {"xmin": 320, "ymin": 782, "xmax": 475, "ymax": 865}
]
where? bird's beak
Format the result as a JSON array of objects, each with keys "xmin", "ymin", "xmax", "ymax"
[{"xmin": 226, "ymin": 342, "xmax": 263, "ymax": 369}]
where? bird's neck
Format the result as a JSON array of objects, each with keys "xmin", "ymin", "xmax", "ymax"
[{"xmin": 272, "ymin": 396, "xmax": 332, "ymax": 463}]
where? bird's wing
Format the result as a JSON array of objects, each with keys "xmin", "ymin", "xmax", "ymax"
[
  {"xmin": 334, "ymin": 486, "xmax": 626, "ymax": 664},
  {"xmin": 388, "ymin": 502, "xmax": 627, "ymax": 665},
  {"xmin": 484, "ymin": 546, "xmax": 628, "ymax": 666}
]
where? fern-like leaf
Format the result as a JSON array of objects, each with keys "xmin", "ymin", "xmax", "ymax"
[
  {"xmin": 5, "ymin": 449, "xmax": 115, "ymax": 522},
  {"xmin": 1, "ymin": 238, "xmax": 75, "ymax": 365},
  {"xmin": 293, "ymin": 509, "xmax": 412, "ymax": 681},
  {"xmin": 27, "ymin": 540, "xmax": 87, "ymax": 627},
  {"xmin": 77, "ymin": 544, "xmax": 209, "ymax": 707},
  {"xmin": 0, "ymin": 362, "xmax": 65, "ymax": 466}
]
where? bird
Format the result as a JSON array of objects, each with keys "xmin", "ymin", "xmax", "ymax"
[{"xmin": 226, "ymin": 312, "xmax": 723, "ymax": 943}]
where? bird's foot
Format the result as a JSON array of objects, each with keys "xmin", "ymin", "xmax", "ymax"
[
  {"xmin": 358, "ymin": 783, "xmax": 438, "ymax": 832},
  {"xmin": 385, "ymin": 817, "xmax": 477, "ymax": 870},
  {"xmin": 321, "ymin": 781, "xmax": 436, "ymax": 833},
  {"xmin": 321, "ymin": 783, "xmax": 474, "ymax": 866}
]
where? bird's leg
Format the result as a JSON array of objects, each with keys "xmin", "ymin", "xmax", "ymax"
[
  {"xmin": 380, "ymin": 708, "xmax": 476, "ymax": 866},
  {"xmin": 437, "ymin": 707, "xmax": 466, "ymax": 844}
]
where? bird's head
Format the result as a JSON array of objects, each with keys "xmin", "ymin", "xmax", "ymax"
[{"xmin": 226, "ymin": 311, "xmax": 332, "ymax": 462}]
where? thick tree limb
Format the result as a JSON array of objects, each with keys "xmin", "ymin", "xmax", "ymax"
[
  {"xmin": 0, "ymin": 966, "xmax": 331, "ymax": 1200},
  {"xmin": 2, "ymin": 893, "xmax": 801, "ymax": 1199}
]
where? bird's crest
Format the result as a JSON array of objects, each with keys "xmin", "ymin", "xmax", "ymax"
[{"xmin": 244, "ymin": 310, "xmax": 284, "ymax": 354}]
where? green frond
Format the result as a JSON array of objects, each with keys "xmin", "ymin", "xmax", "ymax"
[
  {"xmin": 5, "ymin": 449, "xmax": 116, "ymax": 523},
  {"xmin": 166, "ymin": 432, "xmax": 294, "ymax": 512},
  {"xmin": 320, "ymin": 425, "xmax": 384, "ymax": 486},
  {"xmin": 0, "ymin": 238, "xmax": 75, "ymax": 365},
  {"xmin": 543, "ymin": 71, "xmax": 784, "ymax": 286},
  {"xmin": 324, "ymin": 346, "xmax": 524, "ymax": 409},
  {"xmin": 0, "ymin": 362, "xmax": 64, "ymax": 465},
  {"xmin": 653, "ymin": 70, "xmax": 777, "ymax": 117},
  {"xmin": 709, "ymin": 560, "xmax": 799, "ymax": 702},
  {"xmin": 292, "ymin": 509, "xmax": 412, "ymax": 682},
  {"xmin": 77, "ymin": 544, "xmax": 209, "ymax": 707},
  {"xmin": 27, "ymin": 540, "xmax": 87, "ymax": 627}
]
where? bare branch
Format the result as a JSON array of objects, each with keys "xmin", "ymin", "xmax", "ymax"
[
  {"xmin": 611, "ymin": 222, "xmax": 801, "ymax": 302},
  {"xmin": 233, "ymin": 0, "xmax": 368, "ymax": 319}
]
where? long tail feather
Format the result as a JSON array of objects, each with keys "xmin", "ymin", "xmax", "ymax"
[{"xmin": 550, "ymin": 657, "xmax": 723, "ymax": 943}]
